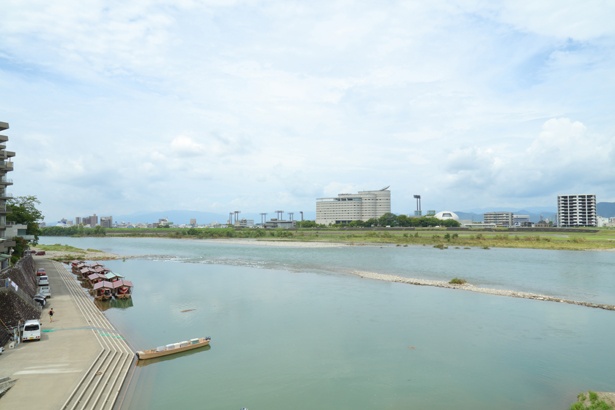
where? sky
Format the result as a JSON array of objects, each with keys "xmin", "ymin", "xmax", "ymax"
[{"xmin": 1, "ymin": 0, "xmax": 614, "ymax": 223}]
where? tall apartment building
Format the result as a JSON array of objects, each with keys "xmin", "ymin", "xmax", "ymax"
[
  {"xmin": 0, "ymin": 121, "xmax": 16, "ymax": 268},
  {"xmin": 483, "ymin": 212, "xmax": 514, "ymax": 227},
  {"xmin": 316, "ymin": 186, "xmax": 391, "ymax": 225},
  {"xmin": 557, "ymin": 194, "xmax": 597, "ymax": 227}
]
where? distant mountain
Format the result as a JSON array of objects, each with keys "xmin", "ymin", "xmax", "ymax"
[
  {"xmin": 113, "ymin": 210, "xmax": 229, "ymax": 225},
  {"xmin": 112, "ymin": 210, "xmax": 317, "ymax": 225},
  {"xmin": 598, "ymin": 202, "xmax": 615, "ymax": 218}
]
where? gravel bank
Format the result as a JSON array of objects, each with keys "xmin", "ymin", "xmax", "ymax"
[{"xmin": 351, "ymin": 270, "xmax": 615, "ymax": 312}]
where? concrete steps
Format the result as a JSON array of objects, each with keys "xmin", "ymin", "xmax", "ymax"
[
  {"xmin": 52, "ymin": 262, "xmax": 135, "ymax": 410},
  {"xmin": 0, "ymin": 376, "xmax": 17, "ymax": 398}
]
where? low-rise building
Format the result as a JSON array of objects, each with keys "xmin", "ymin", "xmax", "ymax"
[{"xmin": 483, "ymin": 212, "xmax": 513, "ymax": 227}]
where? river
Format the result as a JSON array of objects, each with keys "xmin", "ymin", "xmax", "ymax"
[{"xmin": 39, "ymin": 236, "xmax": 615, "ymax": 409}]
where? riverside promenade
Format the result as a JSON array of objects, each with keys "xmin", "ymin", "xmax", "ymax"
[{"xmin": 0, "ymin": 257, "xmax": 134, "ymax": 409}]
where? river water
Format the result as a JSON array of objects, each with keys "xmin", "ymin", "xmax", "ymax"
[{"xmin": 39, "ymin": 237, "xmax": 615, "ymax": 409}]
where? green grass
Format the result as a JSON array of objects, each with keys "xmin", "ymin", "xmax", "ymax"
[
  {"xmin": 449, "ymin": 278, "xmax": 467, "ymax": 285},
  {"xmin": 571, "ymin": 391, "xmax": 615, "ymax": 410},
  {"xmin": 37, "ymin": 244, "xmax": 88, "ymax": 252}
]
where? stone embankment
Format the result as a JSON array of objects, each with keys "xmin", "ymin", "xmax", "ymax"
[
  {"xmin": 0, "ymin": 256, "xmax": 40, "ymax": 346},
  {"xmin": 352, "ymin": 270, "xmax": 615, "ymax": 311}
]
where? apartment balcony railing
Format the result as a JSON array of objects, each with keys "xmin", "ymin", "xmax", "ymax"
[
  {"xmin": 0, "ymin": 161, "xmax": 13, "ymax": 171},
  {"xmin": 0, "ymin": 178, "xmax": 13, "ymax": 186}
]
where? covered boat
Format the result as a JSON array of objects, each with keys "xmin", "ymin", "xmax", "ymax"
[
  {"xmin": 136, "ymin": 337, "xmax": 211, "ymax": 360},
  {"xmin": 92, "ymin": 281, "xmax": 114, "ymax": 300},
  {"xmin": 113, "ymin": 279, "xmax": 133, "ymax": 299}
]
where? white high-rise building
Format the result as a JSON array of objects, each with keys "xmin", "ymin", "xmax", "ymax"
[
  {"xmin": 557, "ymin": 194, "xmax": 597, "ymax": 227},
  {"xmin": 316, "ymin": 187, "xmax": 391, "ymax": 225}
]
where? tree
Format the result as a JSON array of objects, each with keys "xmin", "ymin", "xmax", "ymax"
[
  {"xmin": 7, "ymin": 195, "xmax": 44, "ymax": 244},
  {"xmin": 378, "ymin": 212, "xmax": 398, "ymax": 227}
]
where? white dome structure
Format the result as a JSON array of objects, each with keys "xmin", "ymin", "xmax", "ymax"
[{"xmin": 434, "ymin": 211, "xmax": 459, "ymax": 221}]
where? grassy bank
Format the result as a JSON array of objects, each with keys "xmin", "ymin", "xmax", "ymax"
[{"xmin": 54, "ymin": 227, "xmax": 615, "ymax": 251}]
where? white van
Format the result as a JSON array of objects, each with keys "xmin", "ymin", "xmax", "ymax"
[
  {"xmin": 22, "ymin": 320, "xmax": 42, "ymax": 341},
  {"xmin": 38, "ymin": 275, "xmax": 49, "ymax": 286}
]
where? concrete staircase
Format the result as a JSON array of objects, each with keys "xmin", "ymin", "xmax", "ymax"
[
  {"xmin": 0, "ymin": 376, "xmax": 17, "ymax": 398},
  {"xmin": 53, "ymin": 262, "xmax": 135, "ymax": 410}
]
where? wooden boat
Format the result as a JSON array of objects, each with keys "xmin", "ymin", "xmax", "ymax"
[
  {"xmin": 113, "ymin": 279, "xmax": 133, "ymax": 299},
  {"xmin": 91, "ymin": 281, "xmax": 114, "ymax": 300},
  {"xmin": 136, "ymin": 337, "xmax": 211, "ymax": 360}
]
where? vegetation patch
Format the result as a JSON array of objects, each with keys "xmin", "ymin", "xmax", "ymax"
[
  {"xmin": 37, "ymin": 244, "xmax": 87, "ymax": 252},
  {"xmin": 571, "ymin": 391, "xmax": 615, "ymax": 410},
  {"xmin": 449, "ymin": 278, "xmax": 467, "ymax": 285}
]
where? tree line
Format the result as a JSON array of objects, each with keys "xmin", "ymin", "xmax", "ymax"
[{"xmin": 298, "ymin": 213, "xmax": 460, "ymax": 228}]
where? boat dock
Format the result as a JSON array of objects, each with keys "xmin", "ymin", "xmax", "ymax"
[{"xmin": 0, "ymin": 257, "xmax": 134, "ymax": 409}]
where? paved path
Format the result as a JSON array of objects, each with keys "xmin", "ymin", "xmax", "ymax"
[{"xmin": 0, "ymin": 257, "xmax": 134, "ymax": 409}]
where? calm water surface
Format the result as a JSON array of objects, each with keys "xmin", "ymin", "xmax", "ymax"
[{"xmin": 41, "ymin": 237, "xmax": 615, "ymax": 409}]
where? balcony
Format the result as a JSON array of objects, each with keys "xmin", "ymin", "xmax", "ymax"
[
  {"xmin": 0, "ymin": 178, "xmax": 13, "ymax": 186},
  {"xmin": 0, "ymin": 162, "xmax": 13, "ymax": 171}
]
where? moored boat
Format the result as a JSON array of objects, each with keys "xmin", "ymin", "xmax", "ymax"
[
  {"xmin": 91, "ymin": 280, "xmax": 114, "ymax": 300},
  {"xmin": 113, "ymin": 279, "xmax": 133, "ymax": 299},
  {"xmin": 136, "ymin": 337, "xmax": 211, "ymax": 360}
]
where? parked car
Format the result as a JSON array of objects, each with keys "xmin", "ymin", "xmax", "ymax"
[
  {"xmin": 36, "ymin": 268, "xmax": 46, "ymax": 276},
  {"xmin": 33, "ymin": 294, "xmax": 46, "ymax": 307},
  {"xmin": 36, "ymin": 251, "xmax": 46, "ymax": 256},
  {"xmin": 38, "ymin": 275, "xmax": 49, "ymax": 286},
  {"xmin": 22, "ymin": 320, "xmax": 42, "ymax": 341},
  {"xmin": 37, "ymin": 285, "xmax": 51, "ymax": 299}
]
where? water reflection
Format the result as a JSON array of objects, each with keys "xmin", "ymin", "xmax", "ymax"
[{"xmin": 95, "ymin": 297, "xmax": 134, "ymax": 311}]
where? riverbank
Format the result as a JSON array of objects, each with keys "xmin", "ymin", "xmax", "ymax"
[
  {"xmin": 34, "ymin": 244, "xmax": 128, "ymax": 262},
  {"xmin": 44, "ymin": 225, "xmax": 615, "ymax": 251}
]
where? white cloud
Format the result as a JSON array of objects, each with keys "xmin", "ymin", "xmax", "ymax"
[{"xmin": 2, "ymin": 0, "xmax": 615, "ymax": 221}]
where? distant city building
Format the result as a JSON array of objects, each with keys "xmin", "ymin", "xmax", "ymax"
[
  {"xmin": 512, "ymin": 214, "xmax": 531, "ymax": 227},
  {"xmin": 557, "ymin": 194, "xmax": 597, "ymax": 227},
  {"xmin": 82, "ymin": 214, "xmax": 96, "ymax": 227},
  {"xmin": 0, "ymin": 121, "xmax": 15, "ymax": 269},
  {"xmin": 316, "ymin": 186, "xmax": 391, "ymax": 225},
  {"xmin": 263, "ymin": 219, "xmax": 296, "ymax": 229},
  {"xmin": 100, "ymin": 216, "xmax": 113, "ymax": 228},
  {"xmin": 597, "ymin": 216, "xmax": 615, "ymax": 228},
  {"xmin": 484, "ymin": 212, "xmax": 513, "ymax": 227},
  {"xmin": 434, "ymin": 211, "xmax": 460, "ymax": 221},
  {"xmin": 235, "ymin": 219, "xmax": 254, "ymax": 228},
  {"xmin": 75, "ymin": 216, "xmax": 82, "ymax": 225},
  {"xmin": 190, "ymin": 218, "xmax": 197, "ymax": 227}
]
